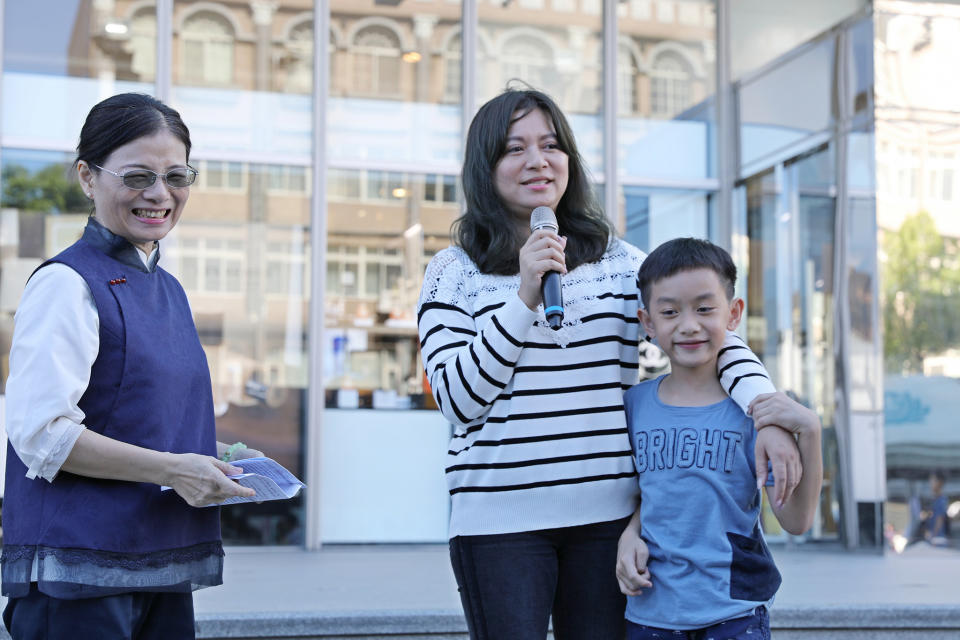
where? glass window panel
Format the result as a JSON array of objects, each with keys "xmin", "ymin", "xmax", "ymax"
[
  {"xmin": 205, "ymin": 259, "xmax": 222, "ymax": 291},
  {"xmin": 0, "ymin": 150, "xmax": 88, "ymax": 336},
  {"xmin": 341, "ymin": 263, "xmax": 358, "ymax": 297},
  {"xmin": 324, "ymin": 68, "xmax": 459, "ymax": 545},
  {"xmin": 618, "ymin": 1, "xmax": 717, "ymax": 187},
  {"xmin": 227, "ymin": 162, "xmax": 244, "ymax": 189},
  {"xmin": 326, "ymin": 261, "xmax": 341, "ymax": 293},
  {"xmin": 730, "ymin": 0, "xmax": 866, "ymax": 79},
  {"xmin": 441, "ymin": 174, "xmax": 457, "ymax": 203},
  {"xmin": 181, "ymin": 256, "xmax": 199, "ymax": 291},
  {"xmin": 743, "ymin": 150, "xmax": 840, "ymax": 542},
  {"xmin": 738, "ymin": 37, "xmax": 835, "ymax": 176},
  {"xmin": 206, "ymin": 161, "xmax": 224, "ymax": 188},
  {"xmin": 847, "ymin": 17, "xmax": 873, "ymax": 121},
  {"xmin": 130, "ymin": 9, "xmax": 158, "ymax": 82},
  {"xmin": 170, "ymin": 1, "xmax": 313, "ymax": 546},
  {"xmin": 364, "ymin": 263, "xmax": 381, "ymax": 296},
  {"xmin": 622, "ymin": 187, "xmax": 710, "ymax": 254},
  {"xmin": 478, "ymin": 3, "xmax": 603, "ymax": 176},
  {"xmin": 180, "ymin": 11, "xmax": 234, "ymax": 86},
  {"xmin": 875, "ymin": 9, "xmax": 960, "ymax": 548},
  {"xmin": 226, "ymin": 260, "xmax": 243, "ymax": 293},
  {"xmin": 2, "ymin": 1, "xmax": 154, "ymax": 150},
  {"xmin": 289, "ymin": 167, "xmax": 307, "ymax": 192}
]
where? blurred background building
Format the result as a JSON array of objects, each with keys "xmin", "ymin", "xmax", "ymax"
[{"xmin": 0, "ymin": 0, "xmax": 955, "ymax": 552}]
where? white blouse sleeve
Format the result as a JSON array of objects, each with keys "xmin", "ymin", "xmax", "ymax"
[{"xmin": 5, "ymin": 263, "xmax": 99, "ymax": 482}]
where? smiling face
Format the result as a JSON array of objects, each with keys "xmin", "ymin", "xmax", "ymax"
[
  {"xmin": 640, "ymin": 268, "xmax": 744, "ymax": 376},
  {"xmin": 78, "ymin": 129, "xmax": 189, "ymax": 254},
  {"xmin": 493, "ymin": 107, "xmax": 569, "ymax": 229}
]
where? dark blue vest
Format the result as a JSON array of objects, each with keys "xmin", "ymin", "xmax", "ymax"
[{"xmin": 1, "ymin": 221, "xmax": 223, "ymax": 598}]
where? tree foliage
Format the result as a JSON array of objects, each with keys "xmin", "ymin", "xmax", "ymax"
[
  {"xmin": 1, "ymin": 163, "xmax": 88, "ymax": 213},
  {"xmin": 882, "ymin": 211, "xmax": 960, "ymax": 373}
]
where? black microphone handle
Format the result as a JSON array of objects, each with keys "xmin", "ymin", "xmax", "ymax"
[{"xmin": 542, "ymin": 269, "xmax": 563, "ymax": 331}]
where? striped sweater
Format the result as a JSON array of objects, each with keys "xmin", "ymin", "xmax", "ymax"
[{"xmin": 417, "ymin": 238, "xmax": 773, "ymax": 537}]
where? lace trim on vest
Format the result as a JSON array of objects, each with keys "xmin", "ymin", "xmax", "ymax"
[
  {"xmin": 36, "ymin": 541, "xmax": 224, "ymax": 569},
  {"xmin": 2, "ymin": 542, "xmax": 224, "ymax": 598}
]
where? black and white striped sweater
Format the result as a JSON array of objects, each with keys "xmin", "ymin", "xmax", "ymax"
[{"xmin": 417, "ymin": 238, "xmax": 773, "ymax": 537}]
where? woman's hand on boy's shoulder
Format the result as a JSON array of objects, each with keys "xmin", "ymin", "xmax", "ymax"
[{"xmin": 749, "ymin": 391, "xmax": 821, "ymax": 437}]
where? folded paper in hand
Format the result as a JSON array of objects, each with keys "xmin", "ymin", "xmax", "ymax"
[{"xmin": 163, "ymin": 457, "xmax": 305, "ymax": 506}]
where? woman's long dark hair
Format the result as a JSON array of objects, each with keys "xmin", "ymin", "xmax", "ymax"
[{"xmin": 454, "ymin": 88, "xmax": 612, "ymax": 275}]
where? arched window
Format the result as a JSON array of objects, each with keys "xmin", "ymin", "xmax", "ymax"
[
  {"xmin": 618, "ymin": 42, "xmax": 639, "ymax": 116},
  {"xmin": 285, "ymin": 21, "xmax": 313, "ymax": 94},
  {"xmin": 501, "ymin": 34, "xmax": 554, "ymax": 94},
  {"xmin": 130, "ymin": 8, "xmax": 157, "ymax": 81},
  {"xmin": 650, "ymin": 51, "xmax": 692, "ymax": 118},
  {"xmin": 351, "ymin": 25, "xmax": 401, "ymax": 97},
  {"xmin": 182, "ymin": 11, "xmax": 235, "ymax": 85}
]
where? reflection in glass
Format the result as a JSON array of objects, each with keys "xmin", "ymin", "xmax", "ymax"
[
  {"xmin": 0, "ymin": 150, "xmax": 89, "ymax": 374},
  {"xmin": 168, "ymin": 1, "xmax": 314, "ymax": 545},
  {"xmin": 323, "ymin": 3, "xmax": 460, "ymax": 543},
  {"xmin": 478, "ymin": 2, "xmax": 602, "ymax": 173},
  {"xmin": 738, "ymin": 37, "xmax": 835, "ymax": 175},
  {"xmin": 323, "ymin": 170, "xmax": 457, "ymax": 405},
  {"xmin": 617, "ymin": 1, "xmax": 716, "ymax": 194},
  {"xmin": 2, "ymin": 1, "xmax": 154, "ymax": 148},
  {"xmin": 730, "ymin": 0, "xmax": 866, "ymax": 79},
  {"xmin": 351, "ymin": 25, "xmax": 402, "ymax": 98},
  {"xmin": 182, "ymin": 11, "xmax": 235, "ymax": 86},
  {"xmin": 745, "ymin": 151, "xmax": 840, "ymax": 542},
  {"xmin": 875, "ymin": 7, "xmax": 960, "ymax": 551},
  {"xmin": 622, "ymin": 187, "xmax": 709, "ymax": 253}
]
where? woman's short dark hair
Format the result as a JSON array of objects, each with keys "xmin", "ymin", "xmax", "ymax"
[
  {"xmin": 454, "ymin": 88, "xmax": 612, "ymax": 275},
  {"xmin": 75, "ymin": 93, "xmax": 191, "ymax": 170}
]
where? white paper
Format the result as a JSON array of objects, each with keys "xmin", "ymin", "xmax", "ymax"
[{"xmin": 161, "ymin": 457, "xmax": 305, "ymax": 507}]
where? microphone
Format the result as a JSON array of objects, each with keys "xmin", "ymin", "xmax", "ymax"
[{"xmin": 530, "ymin": 206, "xmax": 563, "ymax": 331}]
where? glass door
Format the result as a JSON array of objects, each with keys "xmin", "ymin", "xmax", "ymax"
[{"xmin": 743, "ymin": 146, "xmax": 841, "ymax": 542}]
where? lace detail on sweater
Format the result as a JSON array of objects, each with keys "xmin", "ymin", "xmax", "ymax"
[{"xmin": 418, "ymin": 240, "xmax": 645, "ymax": 348}]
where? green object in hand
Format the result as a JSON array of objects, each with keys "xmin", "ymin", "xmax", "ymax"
[{"xmin": 222, "ymin": 442, "xmax": 246, "ymax": 462}]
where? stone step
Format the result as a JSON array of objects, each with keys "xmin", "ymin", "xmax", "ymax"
[{"xmin": 194, "ymin": 606, "xmax": 960, "ymax": 640}]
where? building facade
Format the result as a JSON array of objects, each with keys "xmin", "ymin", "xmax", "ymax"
[{"xmin": 0, "ymin": 0, "xmax": 955, "ymax": 551}]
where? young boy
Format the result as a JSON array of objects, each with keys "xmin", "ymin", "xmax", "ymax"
[{"xmin": 619, "ymin": 237, "xmax": 822, "ymax": 639}]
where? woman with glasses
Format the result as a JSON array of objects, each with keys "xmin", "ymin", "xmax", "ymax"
[{"xmin": 1, "ymin": 93, "xmax": 258, "ymax": 639}]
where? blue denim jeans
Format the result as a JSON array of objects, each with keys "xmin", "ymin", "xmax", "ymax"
[
  {"xmin": 450, "ymin": 517, "xmax": 631, "ymax": 640},
  {"xmin": 626, "ymin": 606, "xmax": 770, "ymax": 640},
  {"xmin": 2, "ymin": 583, "xmax": 196, "ymax": 640}
]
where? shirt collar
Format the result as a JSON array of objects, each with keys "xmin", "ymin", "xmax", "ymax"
[{"xmin": 81, "ymin": 216, "xmax": 159, "ymax": 273}]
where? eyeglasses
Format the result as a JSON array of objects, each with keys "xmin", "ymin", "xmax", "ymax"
[{"xmin": 95, "ymin": 165, "xmax": 198, "ymax": 189}]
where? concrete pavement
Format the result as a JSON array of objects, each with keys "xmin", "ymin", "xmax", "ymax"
[
  {"xmin": 188, "ymin": 542, "xmax": 960, "ymax": 639},
  {"xmin": 0, "ymin": 543, "xmax": 956, "ymax": 638}
]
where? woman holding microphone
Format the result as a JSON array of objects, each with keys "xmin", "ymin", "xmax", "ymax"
[{"xmin": 417, "ymin": 87, "xmax": 801, "ymax": 639}]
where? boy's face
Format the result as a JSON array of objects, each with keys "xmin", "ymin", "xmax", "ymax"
[{"xmin": 639, "ymin": 268, "xmax": 744, "ymax": 375}]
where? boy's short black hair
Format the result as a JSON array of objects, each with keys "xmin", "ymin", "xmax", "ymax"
[{"xmin": 638, "ymin": 237, "xmax": 737, "ymax": 309}]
